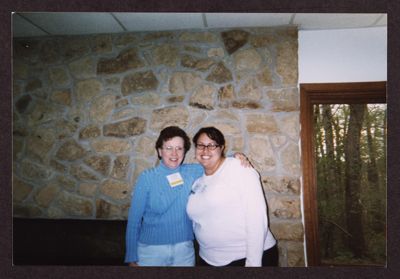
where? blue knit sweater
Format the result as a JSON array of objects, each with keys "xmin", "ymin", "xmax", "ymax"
[{"xmin": 125, "ymin": 161, "xmax": 204, "ymax": 263}]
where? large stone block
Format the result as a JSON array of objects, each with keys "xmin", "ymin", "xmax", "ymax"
[
  {"xmin": 13, "ymin": 176, "xmax": 34, "ymax": 202},
  {"xmin": 20, "ymin": 159, "xmax": 51, "ymax": 181},
  {"xmin": 135, "ymin": 137, "xmax": 156, "ymax": 158},
  {"xmin": 221, "ymin": 29, "xmax": 250, "ymax": 54},
  {"xmin": 121, "ymin": 71, "xmax": 159, "ymax": 95},
  {"xmin": 187, "ymin": 109, "xmax": 209, "ymax": 132},
  {"xmin": 262, "ymin": 176, "xmax": 301, "ymax": 195},
  {"xmin": 131, "ymin": 92, "xmax": 160, "ymax": 106},
  {"xmin": 115, "ymin": 98, "xmax": 129, "ymax": 109},
  {"xmin": 246, "ymin": 114, "xmax": 278, "ymax": 134},
  {"xmin": 26, "ymin": 100, "xmax": 63, "ymax": 127},
  {"xmin": 248, "ymin": 137, "xmax": 276, "ymax": 171},
  {"xmin": 189, "ymin": 84, "xmax": 216, "ymax": 110},
  {"xmin": 210, "ymin": 109, "xmax": 239, "ymax": 122},
  {"xmin": 231, "ymin": 100, "xmax": 262, "ymax": 109},
  {"xmin": 250, "ymin": 32, "xmax": 277, "ymax": 48},
  {"xmin": 69, "ymin": 56, "xmax": 96, "ymax": 79},
  {"xmin": 50, "ymin": 160, "xmax": 67, "ymax": 173},
  {"xmin": 233, "ymin": 48, "xmax": 262, "ymax": 71},
  {"xmin": 89, "ymin": 94, "xmax": 116, "ymax": 123},
  {"xmin": 96, "ymin": 199, "xmax": 122, "ymax": 219},
  {"xmin": 280, "ymin": 142, "xmax": 301, "ymax": 175},
  {"xmin": 238, "ymin": 78, "xmax": 262, "ymax": 100},
  {"xmin": 79, "ymin": 125, "xmax": 101, "ymax": 139},
  {"xmin": 206, "ymin": 122, "xmax": 242, "ymax": 137},
  {"xmin": 169, "ymin": 72, "xmax": 202, "ymax": 95},
  {"xmin": 75, "ymin": 79, "xmax": 103, "ymax": 103},
  {"xmin": 54, "ymin": 119, "xmax": 78, "ymax": 140},
  {"xmin": 270, "ymin": 221, "xmax": 304, "ymax": 241},
  {"xmin": 181, "ymin": 55, "xmax": 214, "ymax": 71},
  {"xmin": 150, "ymin": 106, "xmax": 189, "ymax": 131},
  {"xmin": 97, "ymin": 48, "xmax": 144, "ymax": 74},
  {"xmin": 276, "ymin": 40, "xmax": 298, "ymax": 85},
  {"xmin": 15, "ymin": 95, "xmax": 32, "ymax": 114},
  {"xmin": 56, "ymin": 176, "xmax": 77, "ymax": 191},
  {"xmin": 267, "ymin": 196, "xmax": 301, "ymax": 219},
  {"xmin": 167, "ymin": 96, "xmax": 185, "ymax": 103},
  {"xmin": 218, "ymin": 84, "xmax": 235, "ymax": 101},
  {"xmin": 278, "ymin": 113, "xmax": 300, "ymax": 140},
  {"xmin": 34, "ymin": 182, "xmax": 61, "ymax": 207},
  {"xmin": 110, "ymin": 109, "xmax": 135, "ymax": 122},
  {"xmin": 257, "ymin": 66, "xmax": 273, "ymax": 86},
  {"xmin": 207, "ymin": 47, "xmax": 225, "ymax": 57},
  {"xmin": 70, "ymin": 164, "xmax": 99, "ymax": 181},
  {"xmin": 26, "ymin": 127, "xmax": 56, "ymax": 163},
  {"xmin": 91, "ymin": 139, "xmax": 132, "ymax": 154},
  {"xmin": 62, "ymin": 37, "xmax": 90, "ymax": 61},
  {"xmin": 103, "ymin": 117, "xmax": 147, "ymax": 138},
  {"xmin": 267, "ymin": 88, "xmax": 299, "ymax": 111},
  {"xmin": 100, "ymin": 180, "xmax": 130, "ymax": 201},
  {"xmin": 51, "ymin": 89, "xmax": 72, "ymax": 106},
  {"xmin": 48, "ymin": 66, "xmax": 70, "ymax": 87},
  {"xmin": 206, "ymin": 62, "xmax": 233, "ymax": 84},
  {"xmin": 270, "ymin": 134, "xmax": 288, "ymax": 148},
  {"xmin": 152, "ymin": 44, "xmax": 179, "ymax": 67},
  {"xmin": 92, "ymin": 35, "xmax": 112, "ymax": 54},
  {"xmin": 56, "ymin": 140, "xmax": 87, "ymax": 161},
  {"xmin": 286, "ymin": 241, "xmax": 305, "ymax": 267},
  {"xmin": 111, "ymin": 155, "xmax": 130, "ymax": 179},
  {"xmin": 84, "ymin": 155, "xmax": 111, "ymax": 176},
  {"xmin": 79, "ymin": 183, "xmax": 98, "ymax": 197}
]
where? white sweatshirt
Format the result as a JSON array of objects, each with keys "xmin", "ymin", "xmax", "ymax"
[{"xmin": 186, "ymin": 158, "xmax": 276, "ymax": 267}]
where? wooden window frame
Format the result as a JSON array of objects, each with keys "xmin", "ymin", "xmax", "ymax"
[{"xmin": 300, "ymin": 81, "xmax": 386, "ymax": 266}]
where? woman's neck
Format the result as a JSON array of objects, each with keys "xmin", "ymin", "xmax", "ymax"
[
  {"xmin": 205, "ymin": 157, "xmax": 225, "ymax": 176},
  {"xmin": 159, "ymin": 160, "xmax": 180, "ymax": 172}
]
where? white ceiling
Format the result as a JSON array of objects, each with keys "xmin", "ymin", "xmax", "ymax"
[{"xmin": 12, "ymin": 12, "xmax": 387, "ymax": 38}]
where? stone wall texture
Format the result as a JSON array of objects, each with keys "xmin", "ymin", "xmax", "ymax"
[{"xmin": 12, "ymin": 26, "xmax": 303, "ymax": 266}]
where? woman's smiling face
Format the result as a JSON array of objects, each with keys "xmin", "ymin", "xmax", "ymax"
[
  {"xmin": 194, "ymin": 133, "xmax": 224, "ymax": 173},
  {"xmin": 158, "ymin": 136, "xmax": 185, "ymax": 169}
]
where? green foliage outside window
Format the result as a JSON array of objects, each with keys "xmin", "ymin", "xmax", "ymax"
[{"xmin": 314, "ymin": 104, "xmax": 386, "ymax": 266}]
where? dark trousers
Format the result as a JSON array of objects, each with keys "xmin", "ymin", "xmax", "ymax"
[{"xmin": 198, "ymin": 244, "xmax": 279, "ymax": 267}]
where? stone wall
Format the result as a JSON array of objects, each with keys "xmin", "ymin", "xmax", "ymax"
[{"xmin": 12, "ymin": 26, "xmax": 304, "ymax": 266}]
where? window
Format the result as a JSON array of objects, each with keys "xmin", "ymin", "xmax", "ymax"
[{"xmin": 300, "ymin": 82, "xmax": 386, "ymax": 266}]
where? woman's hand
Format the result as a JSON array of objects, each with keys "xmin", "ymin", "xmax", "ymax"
[
  {"xmin": 129, "ymin": 262, "xmax": 139, "ymax": 267},
  {"xmin": 233, "ymin": 152, "xmax": 253, "ymax": 168}
]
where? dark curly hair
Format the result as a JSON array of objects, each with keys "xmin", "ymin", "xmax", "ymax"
[{"xmin": 155, "ymin": 126, "xmax": 191, "ymax": 160}]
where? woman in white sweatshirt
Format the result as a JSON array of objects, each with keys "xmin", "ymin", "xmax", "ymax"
[{"xmin": 186, "ymin": 126, "xmax": 278, "ymax": 267}]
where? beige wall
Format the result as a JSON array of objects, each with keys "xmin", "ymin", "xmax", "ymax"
[{"xmin": 13, "ymin": 26, "xmax": 304, "ymax": 266}]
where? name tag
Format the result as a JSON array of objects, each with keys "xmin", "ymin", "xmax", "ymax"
[
  {"xmin": 166, "ymin": 172, "xmax": 184, "ymax": 187},
  {"xmin": 191, "ymin": 181, "xmax": 207, "ymax": 194}
]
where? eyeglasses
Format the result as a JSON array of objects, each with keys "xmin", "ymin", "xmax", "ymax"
[
  {"xmin": 163, "ymin": 146, "xmax": 184, "ymax": 153},
  {"xmin": 195, "ymin": 143, "xmax": 221, "ymax": 151}
]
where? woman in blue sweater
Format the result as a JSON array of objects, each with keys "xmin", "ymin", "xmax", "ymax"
[{"xmin": 125, "ymin": 126, "xmax": 247, "ymax": 267}]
